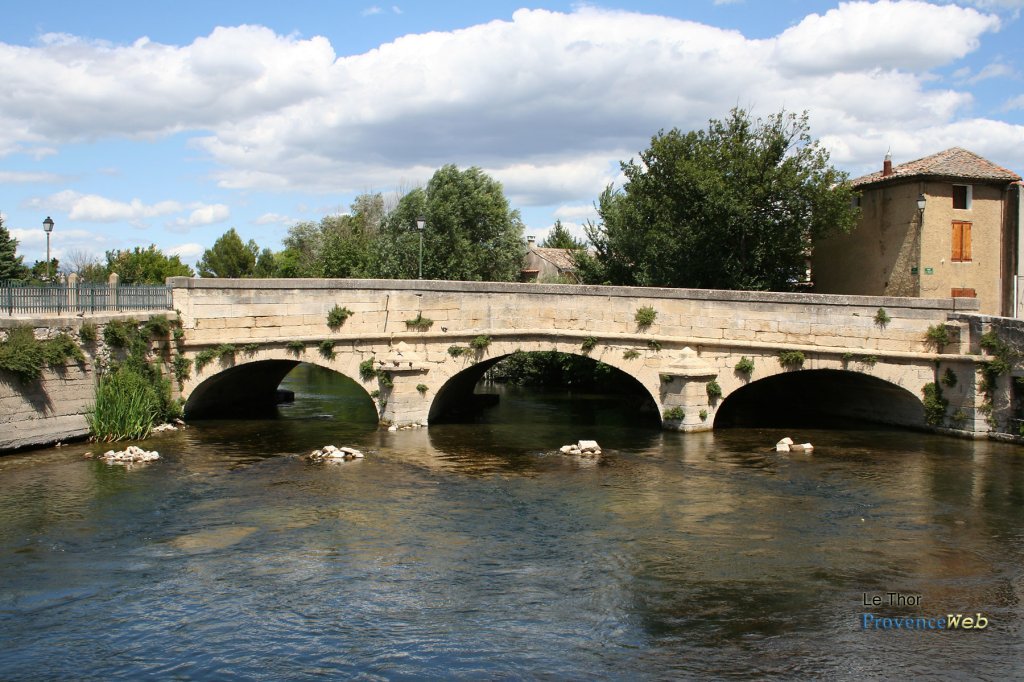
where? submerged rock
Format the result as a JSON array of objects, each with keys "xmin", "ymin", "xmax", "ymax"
[
  {"xmin": 776, "ymin": 437, "xmax": 813, "ymax": 454},
  {"xmin": 308, "ymin": 445, "xmax": 365, "ymax": 462}
]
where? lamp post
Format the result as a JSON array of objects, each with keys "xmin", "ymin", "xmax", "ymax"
[
  {"xmin": 42, "ymin": 216, "xmax": 54, "ymax": 283},
  {"xmin": 917, "ymin": 193, "xmax": 926, "ymax": 215},
  {"xmin": 416, "ymin": 215, "xmax": 426, "ymax": 280}
]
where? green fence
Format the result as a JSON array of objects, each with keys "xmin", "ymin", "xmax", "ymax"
[{"xmin": 1, "ymin": 282, "xmax": 172, "ymax": 315}]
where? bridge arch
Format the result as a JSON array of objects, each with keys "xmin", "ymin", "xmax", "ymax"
[
  {"xmin": 713, "ymin": 367, "xmax": 927, "ymax": 429},
  {"xmin": 426, "ymin": 345, "xmax": 660, "ymax": 424}
]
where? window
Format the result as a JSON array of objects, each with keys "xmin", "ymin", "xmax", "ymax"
[
  {"xmin": 952, "ymin": 221, "xmax": 972, "ymax": 262},
  {"xmin": 952, "ymin": 184, "xmax": 972, "ymax": 210}
]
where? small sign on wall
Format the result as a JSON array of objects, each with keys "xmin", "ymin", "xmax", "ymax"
[
  {"xmin": 924, "ymin": 267, "xmax": 934, "ymax": 275},
  {"xmin": 911, "ymin": 267, "xmax": 919, "ymax": 274}
]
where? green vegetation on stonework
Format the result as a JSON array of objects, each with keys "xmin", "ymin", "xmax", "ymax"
[
  {"xmin": 922, "ymin": 382, "xmax": 948, "ymax": 427},
  {"xmin": 777, "ymin": 350, "xmax": 805, "ymax": 369},
  {"xmin": 647, "ymin": 340, "xmax": 662, "ymax": 352},
  {"xmin": 470, "ymin": 335, "xmax": 491, "ymax": 351},
  {"xmin": 359, "ymin": 358, "xmax": 377, "ymax": 381},
  {"xmin": 635, "ymin": 306, "xmax": 657, "ymax": 328},
  {"xmin": 623, "ymin": 349, "xmax": 641, "ymax": 360},
  {"xmin": 735, "ymin": 356, "xmax": 755, "ymax": 375},
  {"xmin": 448, "ymin": 345, "xmax": 470, "ymax": 358},
  {"xmin": 0, "ymin": 326, "xmax": 85, "ymax": 383},
  {"xmin": 103, "ymin": 318, "xmax": 140, "ymax": 350},
  {"xmin": 663, "ymin": 406, "xmax": 685, "ymax": 421},
  {"xmin": 706, "ymin": 380, "xmax": 722, "ymax": 400},
  {"xmin": 327, "ymin": 305, "xmax": 353, "ymax": 330},
  {"xmin": 925, "ymin": 325, "xmax": 950, "ymax": 350},
  {"xmin": 874, "ymin": 308, "xmax": 891, "ymax": 327},
  {"xmin": 699, "ymin": 409, "xmax": 708, "ymax": 421},
  {"xmin": 242, "ymin": 343, "xmax": 260, "ymax": 357},
  {"xmin": 319, "ymin": 340, "xmax": 336, "ymax": 360},
  {"xmin": 378, "ymin": 372, "xmax": 394, "ymax": 389},
  {"xmin": 580, "ymin": 336, "xmax": 598, "ymax": 353},
  {"xmin": 405, "ymin": 313, "xmax": 434, "ymax": 331},
  {"xmin": 194, "ymin": 348, "xmax": 218, "ymax": 372},
  {"xmin": 286, "ymin": 340, "xmax": 306, "ymax": 356},
  {"xmin": 143, "ymin": 314, "xmax": 171, "ymax": 339},
  {"xmin": 942, "ymin": 368, "xmax": 958, "ymax": 388},
  {"xmin": 416, "ymin": 383, "xmax": 429, "ymax": 394},
  {"xmin": 172, "ymin": 354, "xmax": 191, "ymax": 384},
  {"xmin": 79, "ymin": 322, "xmax": 98, "ymax": 344}
]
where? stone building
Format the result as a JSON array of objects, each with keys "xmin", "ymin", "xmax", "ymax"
[
  {"xmin": 521, "ymin": 236, "xmax": 579, "ymax": 283},
  {"xmin": 814, "ymin": 147, "xmax": 1022, "ymax": 316}
]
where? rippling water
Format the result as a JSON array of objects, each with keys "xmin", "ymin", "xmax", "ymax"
[{"xmin": 2, "ymin": 365, "xmax": 1024, "ymax": 679}]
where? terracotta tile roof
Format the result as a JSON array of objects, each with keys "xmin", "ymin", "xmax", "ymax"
[
  {"xmin": 531, "ymin": 247, "xmax": 577, "ymax": 271},
  {"xmin": 850, "ymin": 147, "xmax": 1021, "ymax": 187}
]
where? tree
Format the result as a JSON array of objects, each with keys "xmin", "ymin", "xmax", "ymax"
[
  {"xmin": 254, "ymin": 248, "xmax": 277, "ymax": 278},
  {"xmin": 540, "ymin": 220, "xmax": 585, "ymax": 250},
  {"xmin": 0, "ymin": 215, "xmax": 29, "ymax": 281},
  {"xmin": 378, "ymin": 165, "xmax": 526, "ymax": 281},
  {"xmin": 197, "ymin": 228, "xmax": 258, "ymax": 278},
  {"xmin": 320, "ymin": 193, "xmax": 385, "ymax": 278},
  {"xmin": 579, "ymin": 108, "xmax": 858, "ymax": 291},
  {"xmin": 104, "ymin": 245, "xmax": 194, "ymax": 284},
  {"xmin": 279, "ymin": 221, "xmax": 323, "ymax": 278}
]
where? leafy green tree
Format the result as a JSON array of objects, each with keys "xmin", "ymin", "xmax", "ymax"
[
  {"xmin": 29, "ymin": 258, "xmax": 59, "ymax": 283},
  {"xmin": 0, "ymin": 215, "xmax": 29, "ymax": 281},
  {"xmin": 540, "ymin": 220, "xmax": 585, "ymax": 250},
  {"xmin": 254, "ymin": 248, "xmax": 277, "ymax": 278},
  {"xmin": 379, "ymin": 165, "xmax": 525, "ymax": 281},
  {"xmin": 103, "ymin": 245, "xmax": 194, "ymax": 284},
  {"xmin": 279, "ymin": 221, "xmax": 323, "ymax": 277},
  {"xmin": 579, "ymin": 108, "xmax": 857, "ymax": 290},
  {"xmin": 197, "ymin": 228, "xmax": 258, "ymax": 278}
]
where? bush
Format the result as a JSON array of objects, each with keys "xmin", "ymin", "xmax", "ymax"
[
  {"xmin": 143, "ymin": 314, "xmax": 171, "ymax": 339},
  {"xmin": 242, "ymin": 342, "xmax": 260, "ymax": 357},
  {"xmin": 416, "ymin": 383, "xmax": 429, "ymax": 394},
  {"xmin": 0, "ymin": 327, "xmax": 84, "ymax": 383},
  {"xmin": 448, "ymin": 345, "xmax": 469, "ymax": 357},
  {"xmin": 699, "ymin": 409, "xmax": 708, "ymax": 421},
  {"xmin": 215, "ymin": 344, "xmax": 236, "ymax": 360},
  {"xmin": 327, "ymin": 305, "xmax": 353, "ymax": 330},
  {"xmin": 173, "ymin": 354, "xmax": 191, "ymax": 384},
  {"xmin": 647, "ymin": 340, "xmax": 662, "ymax": 352},
  {"xmin": 319, "ymin": 340, "xmax": 335, "ymax": 360},
  {"xmin": 42, "ymin": 332, "xmax": 86, "ymax": 367},
  {"xmin": 470, "ymin": 335, "xmax": 491, "ymax": 351},
  {"xmin": 359, "ymin": 358, "xmax": 377, "ymax": 381},
  {"xmin": 635, "ymin": 306, "xmax": 657, "ymax": 327},
  {"xmin": 735, "ymin": 356, "xmax": 755, "ymax": 375},
  {"xmin": 942, "ymin": 368, "xmax": 958, "ymax": 388},
  {"xmin": 79, "ymin": 322, "xmax": 98, "ymax": 344},
  {"xmin": 103, "ymin": 318, "xmax": 139, "ymax": 349},
  {"xmin": 778, "ymin": 350, "xmax": 805, "ymax": 369},
  {"xmin": 874, "ymin": 308, "xmax": 890, "ymax": 327},
  {"xmin": 405, "ymin": 313, "xmax": 434, "ymax": 331},
  {"xmin": 706, "ymin": 380, "xmax": 722, "ymax": 400},
  {"xmin": 623, "ymin": 349, "xmax": 640, "ymax": 360},
  {"xmin": 922, "ymin": 382, "xmax": 948, "ymax": 426},
  {"xmin": 925, "ymin": 325, "xmax": 950, "ymax": 350},
  {"xmin": 194, "ymin": 348, "xmax": 218, "ymax": 372},
  {"xmin": 580, "ymin": 336, "xmax": 598, "ymax": 353},
  {"xmin": 663, "ymin": 406, "xmax": 685, "ymax": 421},
  {"xmin": 286, "ymin": 340, "xmax": 305, "ymax": 356},
  {"xmin": 378, "ymin": 372, "xmax": 394, "ymax": 389}
]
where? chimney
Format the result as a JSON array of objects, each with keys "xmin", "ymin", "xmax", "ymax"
[
  {"xmin": 882, "ymin": 151, "xmax": 893, "ymax": 177},
  {"xmin": 527, "ymin": 235, "xmax": 536, "ymax": 247}
]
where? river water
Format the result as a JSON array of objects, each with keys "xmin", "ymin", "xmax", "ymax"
[{"xmin": 2, "ymin": 364, "xmax": 1023, "ymax": 680}]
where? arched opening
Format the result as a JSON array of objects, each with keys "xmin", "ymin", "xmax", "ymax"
[
  {"xmin": 714, "ymin": 369, "xmax": 925, "ymax": 429},
  {"xmin": 428, "ymin": 350, "xmax": 659, "ymax": 428},
  {"xmin": 184, "ymin": 360, "xmax": 376, "ymax": 424}
]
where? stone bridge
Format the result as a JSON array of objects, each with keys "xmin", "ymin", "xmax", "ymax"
[{"xmin": 171, "ymin": 278, "xmax": 994, "ymax": 434}]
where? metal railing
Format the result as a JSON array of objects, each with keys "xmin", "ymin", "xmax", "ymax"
[{"xmin": 1, "ymin": 282, "xmax": 172, "ymax": 315}]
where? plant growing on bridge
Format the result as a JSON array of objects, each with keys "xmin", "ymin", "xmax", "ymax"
[
  {"xmin": 699, "ymin": 409, "xmax": 708, "ymax": 421},
  {"xmin": 706, "ymin": 380, "xmax": 722, "ymax": 400},
  {"xmin": 925, "ymin": 325, "xmax": 951, "ymax": 351},
  {"xmin": 874, "ymin": 308, "xmax": 891, "ymax": 328},
  {"xmin": 215, "ymin": 344, "xmax": 236, "ymax": 360},
  {"xmin": 242, "ymin": 343, "xmax": 260, "ymax": 357},
  {"xmin": 327, "ymin": 305, "xmax": 354, "ymax": 330},
  {"xmin": 942, "ymin": 368, "xmax": 958, "ymax": 388},
  {"xmin": 286, "ymin": 340, "xmax": 306, "ymax": 356},
  {"xmin": 194, "ymin": 348, "xmax": 218, "ymax": 372},
  {"xmin": 0, "ymin": 326, "xmax": 85, "ymax": 383},
  {"xmin": 922, "ymin": 382, "xmax": 948, "ymax": 426},
  {"xmin": 734, "ymin": 356, "xmax": 755, "ymax": 376},
  {"xmin": 172, "ymin": 354, "xmax": 191, "ymax": 385},
  {"xmin": 580, "ymin": 336, "xmax": 598, "ymax": 353},
  {"xmin": 417, "ymin": 383, "xmax": 429, "ymax": 394},
  {"xmin": 378, "ymin": 371, "xmax": 394, "ymax": 389},
  {"xmin": 660, "ymin": 374, "xmax": 674, "ymax": 383},
  {"xmin": 448, "ymin": 345, "xmax": 470, "ymax": 358},
  {"xmin": 405, "ymin": 313, "xmax": 434, "ymax": 331},
  {"xmin": 143, "ymin": 314, "xmax": 172, "ymax": 339},
  {"xmin": 647, "ymin": 340, "xmax": 662, "ymax": 352},
  {"xmin": 103, "ymin": 318, "xmax": 139, "ymax": 350},
  {"xmin": 318, "ymin": 340, "xmax": 336, "ymax": 360},
  {"xmin": 78, "ymin": 322, "xmax": 98, "ymax": 344},
  {"xmin": 777, "ymin": 350, "xmax": 805, "ymax": 369},
  {"xmin": 635, "ymin": 306, "xmax": 657, "ymax": 328},
  {"xmin": 663, "ymin": 406, "xmax": 685, "ymax": 421},
  {"xmin": 470, "ymin": 335, "xmax": 491, "ymax": 351},
  {"xmin": 623, "ymin": 349, "xmax": 640, "ymax": 360},
  {"xmin": 359, "ymin": 357, "xmax": 378, "ymax": 381}
]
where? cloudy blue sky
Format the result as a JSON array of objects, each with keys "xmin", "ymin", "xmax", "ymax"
[{"xmin": 1, "ymin": 0, "xmax": 1022, "ymax": 270}]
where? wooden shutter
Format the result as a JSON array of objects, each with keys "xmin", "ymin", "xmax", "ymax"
[
  {"xmin": 951, "ymin": 288, "xmax": 976, "ymax": 298},
  {"xmin": 952, "ymin": 221, "xmax": 972, "ymax": 261}
]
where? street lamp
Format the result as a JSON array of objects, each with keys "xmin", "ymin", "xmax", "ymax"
[
  {"xmin": 416, "ymin": 215, "xmax": 426, "ymax": 280},
  {"xmin": 42, "ymin": 216, "xmax": 54, "ymax": 283},
  {"xmin": 916, "ymin": 193, "xmax": 926, "ymax": 214}
]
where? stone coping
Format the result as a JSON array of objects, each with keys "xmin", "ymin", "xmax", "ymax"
[
  {"xmin": 0, "ymin": 310, "xmax": 161, "ymax": 329},
  {"xmin": 166, "ymin": 277, "xmax": 975, "ymax": 312}
]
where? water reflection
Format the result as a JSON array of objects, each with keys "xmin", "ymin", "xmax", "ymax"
[{"xmin": 1, "ymin": 365, "xmax": 1023, "ymax": 679}]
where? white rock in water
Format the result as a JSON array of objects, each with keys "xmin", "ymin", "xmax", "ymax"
[
  {"xmin": 560, "ymin": 445, "xmax": 574, "ymax": 454},
  {"xmin": 578, "ymin": 440, "xmax": 600, "ymax": 451},
  {"xmin": 99, "ymin": 445, "xmax": 160, "ymax": 463},
  {"xmin": 388, "ymin": 424, "xmax": 398, "ymax": 432},
  {"xmin": 309, "ymin": 445, "xmax": 365, "ymax": 462},
  {"xmin": 800, "ymin": 443, "xmax": 813, "ymax": 452},
  {"xmin": 776, "ymin": 443, "xmax": 791, "ymax": 452},
  {"xmin": 778, "ymin": 437, "xmax": 794, "ymax": 446}
]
